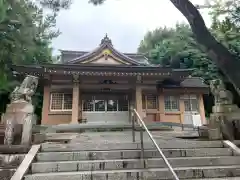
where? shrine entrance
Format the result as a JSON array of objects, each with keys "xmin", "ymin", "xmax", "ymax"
[{"xmin": 82, "ymin": 93, "xmax": 129, "ymax": 124}]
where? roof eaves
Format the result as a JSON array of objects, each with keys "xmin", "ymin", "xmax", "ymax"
[
  {"xmin": 66, "ymin": 43, "xmax": 142, "ymax": 66},
  {"xmin": 172, "ymin": 68, "xmax": 194, "ymax": 72},
  {"xmin": 180, "ymin": 77, "xmax": 209, "ymax": 88}
]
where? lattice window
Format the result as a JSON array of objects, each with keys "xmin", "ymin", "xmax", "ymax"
[
  {"xmin": 107, "ymin": 99, "xmax": 118, "ymax": 111},
  {"xmin": 142, "ymin": 94, "xmax": 158, "ymax": 109},
  {"xmin": 82, "ymin": 95, "xmax": 129, "ymax": 112},
  {"xmin": 82, "ymin": 100, "xmax": 94, "ymax": 111},
  {"xmin": 50, "ymin": 93, "xmax": 72, "ymax": 111},
  {"xmin": 164, "ymin": 95, "xmax": 179, "ymax": 111},
  {"xmin": 94, "ymin": 100, "xmax": 105, "ymax": 111},
  {"xmin": 146, "ymin": 94, "xmax": 158, "ymax": 109},
  {"xmin": 118, "ymin": 99, "xmax": 128, "ymax": 111},
  {"xmin": 182, "ymin": 95, "xmax": 199, "ymax": 112}
]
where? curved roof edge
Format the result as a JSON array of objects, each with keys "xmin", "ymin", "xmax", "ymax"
[{"xmin": 66, "ymin": 34, "xmax": 144, "ymax": 66}]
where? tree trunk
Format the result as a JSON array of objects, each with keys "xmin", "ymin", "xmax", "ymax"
[{"xmin": 170, "ymin": 0, "xmax": 240, "ymax": 94}]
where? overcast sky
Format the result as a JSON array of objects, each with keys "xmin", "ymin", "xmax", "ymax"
[{"xmin": 52, "ymin": 0, "xmax": 211, "ymax": 55}]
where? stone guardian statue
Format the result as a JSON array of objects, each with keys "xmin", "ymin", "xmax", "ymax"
[
  {"xmin": 209, "ymin": 79, "xmax": 240, "ymax": 140},
  {"xmin": 3, "ymin": 75, "xmax": 38, "ymax": 145}
]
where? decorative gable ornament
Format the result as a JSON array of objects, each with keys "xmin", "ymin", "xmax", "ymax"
[
  {"xmin": 102, "ymin": 49, "xmax": 111, "ymax": 60},
  {"xmin": 100, "ymin": 34, "xmax": 112, "ymax": 45}
]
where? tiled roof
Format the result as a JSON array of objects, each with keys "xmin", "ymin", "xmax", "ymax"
[
  {"xmin": 180, "ymin": 77, "xmax": 208, "ymax": 88},
  {"xmin": 60, "ymin": 35, "xmax": 149, "ymax": 65}
]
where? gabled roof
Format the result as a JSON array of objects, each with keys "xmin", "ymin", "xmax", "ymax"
[
  {"xmin": 180, "ymin": 77, "xmax": 208, "ymax": 88},
  {"xmin": 157, "ymin": 76, "xmax": 208, "ymax": 89},
  {"xmin": 64, "ymin": 34, "xmax": 145, "ymax": 66}
]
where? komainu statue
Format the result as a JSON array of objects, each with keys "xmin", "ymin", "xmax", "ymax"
[
  {"xmin": 2, "ymin": 75, "xmax": 38, "ymax": 145},
  {"xmin": 209, "ymin": 79, "xmax": 240, "ymax": 140},
  {"xmin": 209, "ymin": 79, "xmax": 233, "ymax": 105},
  {"xmin": 10, "ymin": 75, "xmax": 38, "ymax": 103}
]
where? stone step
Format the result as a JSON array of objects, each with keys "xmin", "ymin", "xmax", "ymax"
[
  {"xmin": 0, "ymin": 168, "xmax": 16, "ymax": 180},
  {"xmin": 0, "ymin": 154, "xmax": 25, "ymax": 166},
  {"xmin": 189, "ymin": 178, "xmax": 240, "ymax": 180},
  {"xmin": 37, "ymin": 148, "xmax": 233, "ymax": 162},
  {"xmin": 32, "ymin": 156, "xmax": 240, "ymax": 173},
  {"xmin": 25, "ymin": 165, "xmax": 240, "ymax": 180},
  {"xmin": 41, "ymin": 140, "xmax": 224, "ymax": 152},
  {"xmin": 0, "ymin": 145, "xmax": 30, "ymax": 154}
]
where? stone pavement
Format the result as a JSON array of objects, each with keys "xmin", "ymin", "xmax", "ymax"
[
  {"xmin": 70, "ymin": 130, "xmax": 199, "ymax": 144},
  {"xmin": 25, "ymin": 129, "xmax": 240, "ymax": 180}
]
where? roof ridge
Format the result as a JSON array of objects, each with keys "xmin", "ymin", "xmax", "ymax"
[{"xmin": 66, "ymin": 36, "xmax": 143, "ymax": 65}]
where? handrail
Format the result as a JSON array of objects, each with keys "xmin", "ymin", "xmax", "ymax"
[
  {"xmin": 223, "ymin": 140, "xmax": 240, "ymax": 155},
  {"xmin": 11, "ymin": 144, "xmax": 41, "ymax": 180},
  {"xmin": 132, "ymin": 109, "xmax": 180, "ymax": 180}
]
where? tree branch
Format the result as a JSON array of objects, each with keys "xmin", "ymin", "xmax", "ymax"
[{"xmin": 170, "ymin": 0, "xmax": 240, "ymax": 94}]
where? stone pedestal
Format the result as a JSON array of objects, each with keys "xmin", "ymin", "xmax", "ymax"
[
  {"xmin": 208, "ymin": 103, "xmax": 240, "ymax": 140},
  {"xmin": 4, "ymin": 101, "xmax": 35, "ymax": 124},
  {"xmin": 212, "ymin": 104, "xmax": 238, "ymax": 114},
  {"xmin": 21, "ymin": 113, "xmax": 34, "ymax": 145},
  {"xmin": 198, "ymin": 125, "xmax": 209, "ymax": 138},
  {"xmin": 2, "ymin": 101, "xmax": 35, "ymax": 145},
  {"xmin": 208, "ymin": 79, "xmax": 240, "ymax": 140},
  {"xmin": 208, "ymin": 128, "xmax": 223, "ymax": 140}
]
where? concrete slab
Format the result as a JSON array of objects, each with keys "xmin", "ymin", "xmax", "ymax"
[
  {"xmin": 45, "ymin": 133, "xmax": 79, "ymax": 141},
  {"xmin": 69, "ymin": 131, "xmax": 199, "ymax": 143},
  {"xmin": 41, "ymin": 140, "xmax": 224, "ymax": 151},
  {"xmin": 37, "ymin": 148, "xmax": 233, "ymax": 162},
  {"xmin": 189, "ymin": 178, "xmax": 240, "ymax": 180},
  {"xmin": 25, "ymin": 165, "xmax": 240, "ymax": 180},
  {"xmin": 32, "ymin": 156, "xmax": 240, "ymax": 173}
]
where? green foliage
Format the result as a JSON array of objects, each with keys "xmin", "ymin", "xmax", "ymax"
[
  {"xmin": 210, "ymin": 0, "xmax": 240, "ymax": 60},
  {"xmin": 138, "ymin": 0, "xmax": 240, "ymax": 116},
  {"xmin": 39, "ymin": 0, "xmax": 71, "ymax": 12},
  {"xmin": 207, "ymin": 0, "xmax": 240, "ymax": 29},
  {"xmin": 89, "ymin": 0, "xmax": 106, "ymax": 5},
  {"xmin": 138, "ymin": 0, "xmax": 240, "ymax": 84},
  {"xmin": 0, "ymin": 0, "xmax": 69, "ymax": 119},
  {"xmin": 138, "ymin": 24, "xmax": 221, "ymax": 83}
]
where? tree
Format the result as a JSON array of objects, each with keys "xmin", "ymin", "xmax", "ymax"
[
  {"xmin": 205, "ymin": 0, "xmax": 240, "ymax": 29},
  {"xmin": 137, "ymin": 1, "xmax": 240, "ymax": 116},
  {"xmin": 0, "ymin": 0, "xmax": 70, "ymax": 92},
  {"xmin": 138, "ymin": 24, "xmax": 221, "ymax": 83},
  {"xmin": 88, "ymin": 0, "xmax": 240, "ymax": 95},
  {"xmin": 0, "ymin": 0, "xmax": 70, "ymax": 120},
  {"xmin": 209, "ymin": 0, "xmax": 240, "ymax": 58},
  {"xmin": 168, "ymin": 0, "xmax": 240, "ymax": 94}
]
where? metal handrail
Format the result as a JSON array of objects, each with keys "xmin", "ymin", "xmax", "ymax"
[
  {"xmin": 224, "ymin": 140, "xmax": 240, "ymax": 155},
  {"xmin": 132, "ymin": 109, "xmax": 179, "ymax": 180}
]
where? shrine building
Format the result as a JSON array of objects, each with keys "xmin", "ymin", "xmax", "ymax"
[{"xmin": 11, "ymin": 35, "xmax": 209, "ymax": 126}]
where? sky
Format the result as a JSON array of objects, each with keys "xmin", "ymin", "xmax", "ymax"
[{"xmin": 52, "ymin": 0, "xmax": 211, "ymax": 55}]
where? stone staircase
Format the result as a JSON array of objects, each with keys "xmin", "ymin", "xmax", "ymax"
[
  {"xmin": 24, "ymin": 139, "xmax": 240, "ymax": 180},
  {"xmin": 0, "ymin": 145, "xmax": 29, "ymax": 180}
]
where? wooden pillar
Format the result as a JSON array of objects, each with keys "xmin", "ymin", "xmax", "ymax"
[
  {"xmin": 179, "ymin": 97, "xmax": 185, "ymax": 124},
  {"xmin": 199, "ymin": 94, "xmax": 206, "ymax": 124},
  {"xmin": 158, "ymin": 95, "xmax": 165, "ymax": 122},
  {"xmin": 78, "ymin": 90, "xmax": 82, "ymax": 121},
  {"xmin": 135, "ymin": 85, "xmax": 143, "ymax": 119},
  {"xmin": 41, "ymin": 75, "xmax": 50, "ymax": 125},
  {"xmin": 71, "ymin": 75, "xmax": 80, "ymax": 123}
]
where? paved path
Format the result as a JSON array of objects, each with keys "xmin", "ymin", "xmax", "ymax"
[{"xmin": 70, "ymin": 130, "xmax": 199, "ymax": 144}]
